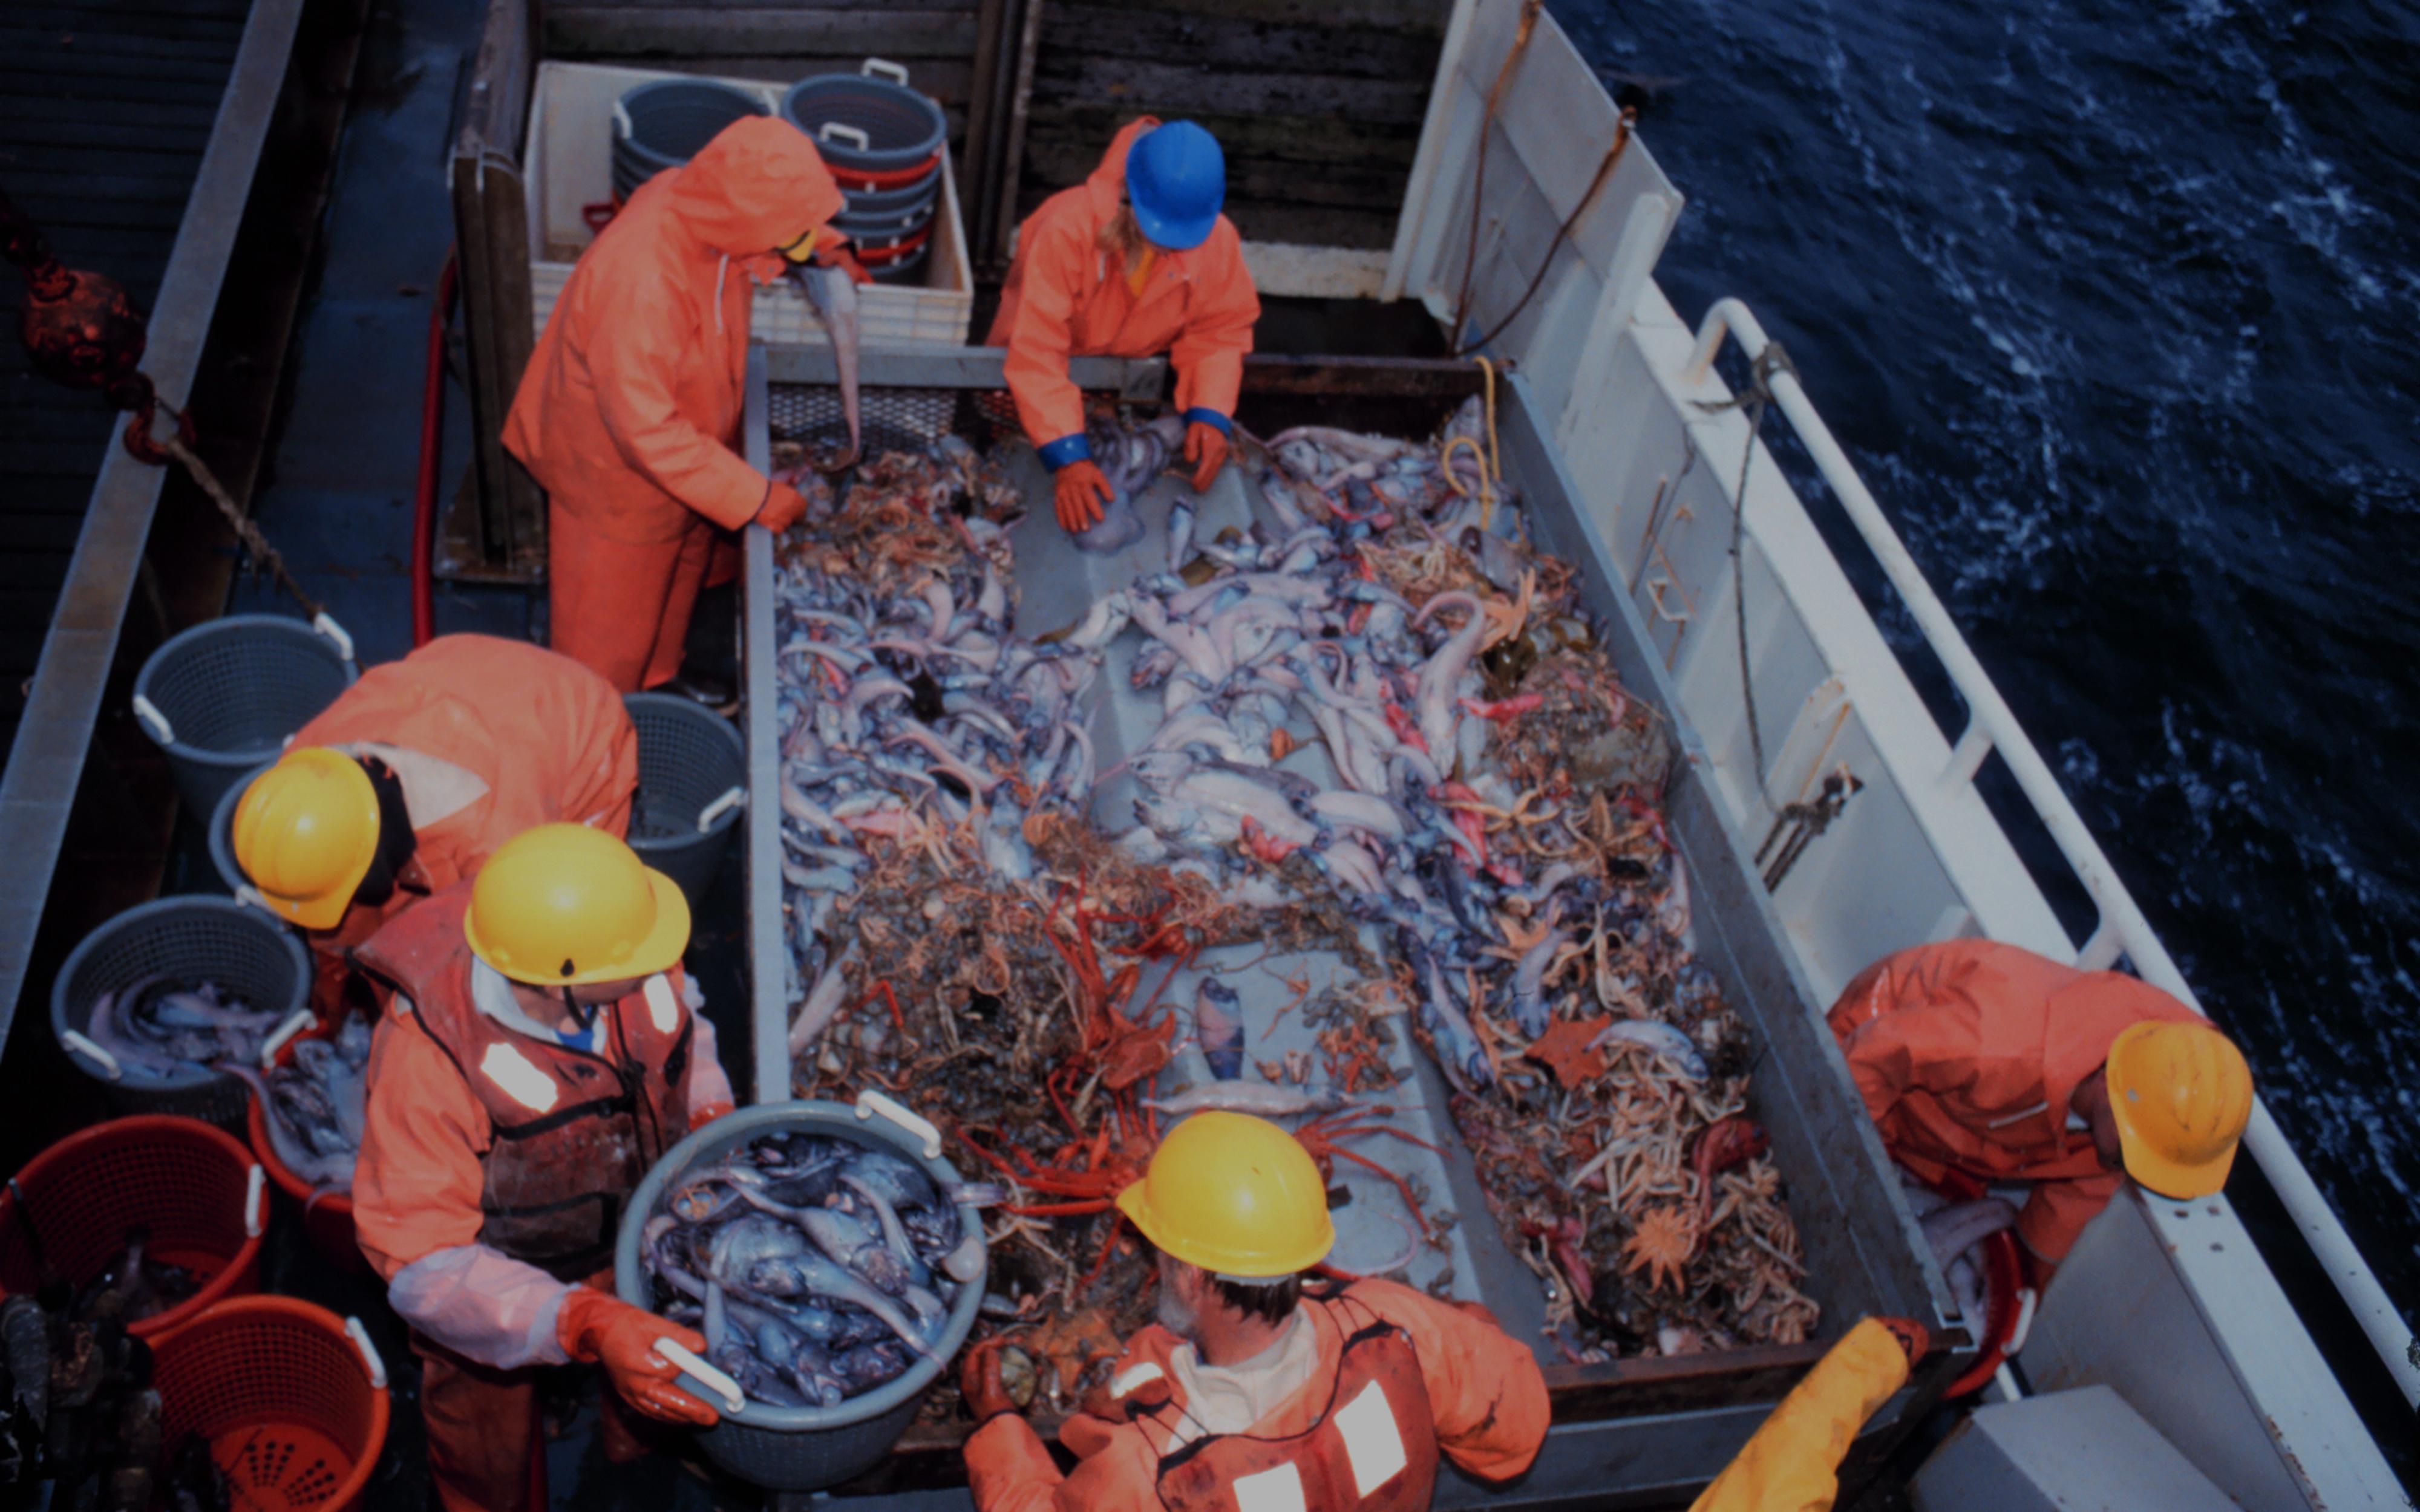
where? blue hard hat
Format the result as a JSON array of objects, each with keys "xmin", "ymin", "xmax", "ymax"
[{"xmin": 1125, "ymin": 121, "xmax": 1226, "ymax": 251}]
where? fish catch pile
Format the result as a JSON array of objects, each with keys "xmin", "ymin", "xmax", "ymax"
[
  {"xmin": 0, "ymin": 1292, "xmax": 174, "ymax": 1508},
  {"xmin": 636, "ymin": 1131, "xmax": 998, "ymax": 1407},
  {"xmin": 77, "ymin": 978, "xmax": 284, "ymax": 1082},
  {"xmin": 768, "ymin": 387, "xmax": 1816, "ymax": 1396},
  {"xmin": 229, "ymin": 1014, "xmax": 370, "ymax": 1198}
]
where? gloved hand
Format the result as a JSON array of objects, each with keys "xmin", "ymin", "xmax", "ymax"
[
  {"xmin": 756, "ymin": 480, "xmax": 809, "ymax": 535},
  {"xmin": 961, "ymin": 1337, "xmax": 1016, "ymax": 1421},
  {"xmin": 816, "ymin": 243, "xmax": 874, "ymax": 286},
  {"xmin": 556, "ymin": 1287, "xmax": 719, "ymax": 1427},
  {"xmin": 1874, "ymin": 1315, "xmax": 1929, "ymax": 1366},
  {"xmin": 1182, "ymin": 420, "xmax": 1229, "ymax": 492},
  {"xmin": 1053, "ymin": 460, "xmax": 1112, "ymax": 533}
]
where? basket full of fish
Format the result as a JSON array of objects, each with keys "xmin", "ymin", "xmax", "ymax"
[
  {"xmin": 50, "ymin": 896, "xmax": 315, "ymax": 1127},
  {"xmin": 243, "ymin": 1011, "xmax": 371, "ymax": 1271},
  {"xmin": 613, "ymin": 1098, "xmax": 993, "ymax": 1492}
]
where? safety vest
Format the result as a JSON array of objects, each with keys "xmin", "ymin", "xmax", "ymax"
[
  {"xmin": 352, "ymin": 884, "xmax": 693, "ymax": 1280},
  {"xmin": 1140, "ymin": 1293, "xmax": 1441, "ymax": 1512}
]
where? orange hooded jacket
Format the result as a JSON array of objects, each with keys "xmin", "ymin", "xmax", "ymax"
[
  {"xmin": 503, "ymin": 117, "xmax": 842, "ymax": 546},
  {"xmin": 288, "ymin": 634, "xmax": 638, "ymax": 957},
  {"xmin": 964, "ymin": 1279, "xmax": 1547, "ymax": 1512},
  {"xmin": 1826, "ymin": 939, "xmax": 2202, "ymax": 1263},
  {"xmin": 987, "ymin": 117, "xmax": 1261, "ymax": 465}
]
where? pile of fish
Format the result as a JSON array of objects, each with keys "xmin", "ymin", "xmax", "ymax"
[
  {"xmin": 638, "ymin": 1131, "xmax": 1000, "ymax": 1408},
  {"xmin": 64, "ymin": 1228, "xmax": 201, "ymax": 1329},
  {"xmin": 78, "ymin": 978, "xmax": 283, "ymax": 1081},
  {"xmin": 1904, "ymin": 1180, "xmax": 2018, "ymax": 1330},
  {"xmin": 0, "ymin": 1292, "xmax": 171, "ymax": 1509},
  {"xmin": 226, "ymin": 1014, "xmax": 370, "ymax": 1197},
  {"xmin": 765, "ymin": 389, "xmax": 1816, "ymax": 1366}
]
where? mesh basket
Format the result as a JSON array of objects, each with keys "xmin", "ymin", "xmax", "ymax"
[
  {"xmin": 614, "ymin": 1102, "xmax": 986, "ymax": 1492},
  {"xmin": 782, "ymin": 71, "xmax": 947, "ymax": 172},
  {"xmin": 152, "ymin": 1296, "xmax": 391, "ymax": 1512},
  {"xmin": 624, "ymin": 693, "xmax": 747, "ymax": 907},
  {"xmin": 0, "ymin": 1115, "xmax": 265, "ymax": 1338},
  {"xmin": 769, "ymin": 381, "xmax": 972, "ymax": 461},
  {"xmin": 132, "ymin": 616, "xmax": 358, "ymax": 820},
  {"xmin": 207, "ymin": 760, "xmax": 274, "ymax": 897},
  {"xmin": 51, "ymin": 896, "xmax": 313, "ymax": 1125}
]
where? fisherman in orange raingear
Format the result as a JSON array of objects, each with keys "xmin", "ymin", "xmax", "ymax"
[
  {"xmin": 960, "ymin": 1112, "xmax": 1548, "ymax": 1512},
  {"xmin": 989, "ymin": 118, "xmax": 1260, "ymax": 534},
  {"xmin": 1828, "ymin": 939, "xmax": 2254, "ymax": 1280},
  {"xmin": 351, "ymin": 826, "xmax": 736, "ymax": 1512},
  {"xmin": 504, "ymin": 116, "xmax": 859, "ymax": 692},
  {"xmin": 229, "ymin": 634, "xmax": 639, "ymax": 1013}
]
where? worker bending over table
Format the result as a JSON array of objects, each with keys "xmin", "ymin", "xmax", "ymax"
[
  {"xmin": 229, "ymin": 634, "xmax": 637, "ymax": 1013},
  {"xmin": 505, "ymin": 115, "xmax": 864, "ymax": 693},
  {"xmin": 961, "ymin": 1111, "xmax": 1548, "ymax": 1512},
  {"xmin": 351, "ymin": 824, "xmax": 734, "ymax": 1512},
  {"xmin": 989, "ymin": 118, "xmax": 1260, "ymax": 534},
  {"xmin": 1828, "ymin": 939, "xmax": 2253, "ymax": 1282}
]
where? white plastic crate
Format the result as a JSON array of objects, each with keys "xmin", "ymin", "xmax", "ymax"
[{"xmin": 523, "ymin": 60, "xmax": 973, "ymax": 348}]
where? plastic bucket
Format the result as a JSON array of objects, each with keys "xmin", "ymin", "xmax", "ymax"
[
  {"xmin": 613, "ymin": 79, "xmax": 770, "ymax": 199},
  {"xmin": 51, "ymin": 896, "xmax": 314, "ymax": 1126},
  {"xmin": 1931, "ymin": 1169, "xmax": 2026, "ymax": 1398},
  {"xmin": 207, "ymin": 759, "xmax": 275, "ymax": 898},
  {"xmin": 0, "ymin": 1115, "xmax": 266, "ymax": 1338},
  {"xmin": 868, "ymin": 241, "xmax": 930, "ymax": 285},
  {"xmin": 834, "ymin": 198, "xmax": 937, "ymax": 244},
  {"xmin": 613, "ymin": 1100, "xmax": 987, "ymax": 1492},
  {"xmin": 152, "ymin": 1295, "xmax": 391, "ymax": 1512},
  {"xmin": 839, "ymin": 169, "xmax": 941, "ymax": 218},
  {"xmin": 132, "ymin": 615, "xmax": 358, "ymax": 821},
  {"xmin": 244, "ymin": 1035, "xmax": 366, "ymax": 1275},
  {"xmin": 782, "ymin": 62, "xmax": 946, "ymax": 175},
  {"xmin": 624, "ymin": 692, "xmax": 747, "ymax": 908}
]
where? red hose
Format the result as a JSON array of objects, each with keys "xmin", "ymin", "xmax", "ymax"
[{"xmin": 413, "ymin": 255, "xmax": 460, "ymax": 648}]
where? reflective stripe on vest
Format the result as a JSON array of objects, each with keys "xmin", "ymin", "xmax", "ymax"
[
  {"xmin": 1331, "ymin": 1381, "xmax": 1408, "ymax": 1498},
  {"xmin": 1232, "ymin": 1464, "xmax": 1307, "ymax": 1512},
  {"xmin": 479, "ymin": 1041, "xmax": 561, "ymax": 1113},
  {"xmin": 644, "ymin": 973, "xmax": 681, "ymax": 1034}
]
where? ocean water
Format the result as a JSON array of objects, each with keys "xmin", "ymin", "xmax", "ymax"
[{"xmin": 1551, "ymin": 0, "xmax": 2420, "ymax": 1329}]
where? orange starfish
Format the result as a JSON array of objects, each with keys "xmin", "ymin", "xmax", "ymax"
[{"xmin": 1620, "ymin": 1204, "xmax": 1698, "ymax": 1293}]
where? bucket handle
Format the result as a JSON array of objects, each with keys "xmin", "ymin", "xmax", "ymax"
[
  {"xmin": 131, "ymin": 694, "xmax": 174, "ymax": 748},
  {"xmin": 245, "ymin": 1163, "xmax": 267, "ymax": 1238},
  {"xmin": 2006, "ymin": 1286, "xmax": 2039, "ymax": 1356},
  {"xmin": 856, "ymin": 1088, "xmax": 942, "ymax": 1160},
  {"xmin": 656, "ymin": 1337, "xmax": 746, "ymax": 1414},
  {"xmin": 260, "ymin": 1008, "xmax": 319, "ymax": 1069},
  {"xmin": 696, "ymin": 786, "xmax": 746, "ymax": 833},
  {"xmin": 312, "ymin": 612, "xmax": 356, "ymax": 665},
  {"xmin": 345, "ymin": 1316, "xmax": 390, "ymax": 1389},
  {"xmin": 860, "ymin": 57, "xmax": 911, "ymax": 87},
  {"xmin": 613, "ymin": 100, "xmax": 634, "ymax": 142},
  {"xmin": 818, "ymin": 122, "xmax": 872, "ymax": 154},
  {"xmin": 61, "ymin": 1029, "xmax": 122, "ymax": 1081}
]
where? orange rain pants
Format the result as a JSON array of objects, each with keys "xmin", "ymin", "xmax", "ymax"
[
  {"xmin": 503, "ymin": 116, "xmax": 842, "ymax": 691},
  {"xmin": 964, "ymin": 1279, "xmax": 1548, "ymax": 1512},
  {"xmin": 1687, "ymin": 1318, "xmax": 1910, "ymax": 1512},
  {"xmin": 1827, "ymin": 939, "xmax": 2202, "ymax": 1263},
  {"xmin": 986, "ymin": 117, "xmax": 1261, "ymax": 457}
]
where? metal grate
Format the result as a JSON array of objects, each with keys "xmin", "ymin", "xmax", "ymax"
[{"xmin": 768, "ymin": 383, "xmax": 1010, "ymax": 459}]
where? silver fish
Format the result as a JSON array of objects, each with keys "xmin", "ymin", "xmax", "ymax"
[
  {"xmin": 1143, "ymin": 1081, "xmax": 1353, "ymax": 1119},
  {"xmin": 1589, "ymin": 1019, "xmax": 1709, "ymax": 1081}
]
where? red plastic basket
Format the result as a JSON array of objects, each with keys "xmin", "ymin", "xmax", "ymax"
[
  {"xmin": 244, "ymin": 1084, "xmax": 366, "ymax": 1275},
  {"xmin": 829, "ymin": 152, "xmax": 941, "ymax": 192},
  {"xmin": 0, "ymin": 1115, "xmax": 264, "ymax": 1337},
  {"xmin": 152, "ymin": 1295, "xmax": 391, "ymax": 1512},
  {"xmin": 1931, "ymin": 1169, "xmax": 2026, "ymax": 1398}
]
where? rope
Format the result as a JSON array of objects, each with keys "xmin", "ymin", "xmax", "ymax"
[
  {"xmin": 1448, "ymin": 0, "xmax": 1543, "ymax": 348},
  {"xmin": 1693, "ymin": 342, "xmax": 1797, "ymax": 792},
  {"xmin": 147, "ymin": 408, "xmax": 326, "ymax": 621},
  {"xmin": 1453, "ymin": 106, "xmax": 1639, "ymax": 358}
]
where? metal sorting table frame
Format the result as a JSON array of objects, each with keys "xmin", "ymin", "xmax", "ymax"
[{"xmin": 739, "ymin": 345, "xmax": 1953, "ymax": 1503}]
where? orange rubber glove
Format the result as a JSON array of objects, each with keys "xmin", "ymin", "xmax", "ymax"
[
  {"xmin": 961, "ymin": 1337, "xmax": 1015, "ymax": 1421},
  {"xmin": 1053, "ymin": 460, "xmax": 1112, "ymax": 533},
  {"xmin": 557, "ymin": 1287, "xmax": 719, "ymax": 1427},
  {"xmin": 756, "ymin": 480, "xmax": 809, "ymax": 535},
  {"xmin": 1182, "ymin": 420, "xmax": 1229, "ymax": 492}
]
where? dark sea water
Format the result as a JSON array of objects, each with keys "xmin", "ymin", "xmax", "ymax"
[{"xmin": 1551, "ymin": 0, "xmax": 2420, "ymax": 1332}]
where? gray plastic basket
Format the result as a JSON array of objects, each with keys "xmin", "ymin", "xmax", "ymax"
[
  {"xmin": 132, "ymin": 615, "xmax": 358, "ymax": 822},
  {"xmin": 782, "ymin": 64, "xmax": 946, "ymax": 174},
  {"xmin": 615, "ymin": 1100, "xmax": 986, "ymax": 1492},
  {"xmin": 206, "ymin": 761, "xmax": 275, "ymax": 898},
  {"xmin": 51, "ymin": 896, "xmax": 313, "ymax": 1127},
  {"xmin": 613, "ymin": 80, "xmax": 770, "ymax": 200},
  {"xmin": 624, "ymin": 693, "xmax": 748, "ymax": 907}
]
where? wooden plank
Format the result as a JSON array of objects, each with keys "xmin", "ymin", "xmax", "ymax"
[
  {"xmin": 1030, "ymin": 54, "xmax": 1429, "ymax": 122},
  {"xmin": 1080, "ymin": 0, "xmax": 1449, "ymax": 28},
  {"xmin": 1022, "ymin": 129, "xmax": 1411, "ymax": 211},
  {"xmin": 1036, "ymin": 4, "xmax": 1439, "ymax": 79},
  {"xmin": 555, "ymin": 0, "xmax": 969, "ymax": 8},
  {"xmin": 992, "ymin": 0, "xmax": 1042, "ymax": 267},
  {"xmin": 545, "ymin": 8, "xmax": 978, "ymax": 59},
  {"xmin": 1025, "ymin": 106, "xmax": 1418, "ymax": 174}
]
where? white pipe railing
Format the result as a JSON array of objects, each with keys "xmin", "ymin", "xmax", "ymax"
[{"xmin": 1684, "ymin": 295, "xmax": 2420, "ymax": 1406}]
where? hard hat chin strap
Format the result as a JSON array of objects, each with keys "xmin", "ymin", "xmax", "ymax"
[{"xmin": 561, "ymin": 985, "xmax": 598, "ymax": 1032}]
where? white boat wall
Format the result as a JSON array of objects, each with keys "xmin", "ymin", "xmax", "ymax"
[{"xmin": 1377, "ymin": 0, "xmax": 2414, "ymax": 1505}]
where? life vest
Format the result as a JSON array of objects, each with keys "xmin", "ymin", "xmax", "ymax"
[
  {"xmin": 1141, "ymin": 1292, "xmax": 1441, "ymax": 1512},
  {"xmin": 352, "ymin": 884, "xmax": 693, "ymax": 1280}
]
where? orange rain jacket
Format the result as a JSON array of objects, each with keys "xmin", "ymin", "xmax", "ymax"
[
  {"xmin": 964, "ymin": 1279, "xmax": 1548, "ymax": 1512},
  {"xmin": 987, "ymin": 118, "xmax": 1261, "ymax": 463},
  {"xmin": 1687, "ymin": 1318, "xmax": 1909, "ymax": 1512},
  {"xmin": 292, "ymin": 634, "xmax": 637, "ymax": 957},
  {"xmin": 1827, "ymin": 940, "xmax": 2202, "ymax": 1263}
]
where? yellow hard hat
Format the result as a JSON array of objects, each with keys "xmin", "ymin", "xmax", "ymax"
[
  {"xmin": 231, "ymin": 748, "xmax": 382, "ymax": 931},
  {"xmin": 1115, "ymin": 1110, "xmax": 1334, "ymax": 1277},
  {"xmin": 2105, "ymin": 1020, "xmax": 2252, "ymax": 1200},
  {"xmin": 463, "ymin": 823, "xmax": 689, "ymax": 986}
]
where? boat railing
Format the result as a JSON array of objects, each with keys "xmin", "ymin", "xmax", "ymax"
[{"xmin": 1683, "ymin": 294, "xmax": 2420, "ymax": 1406}]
